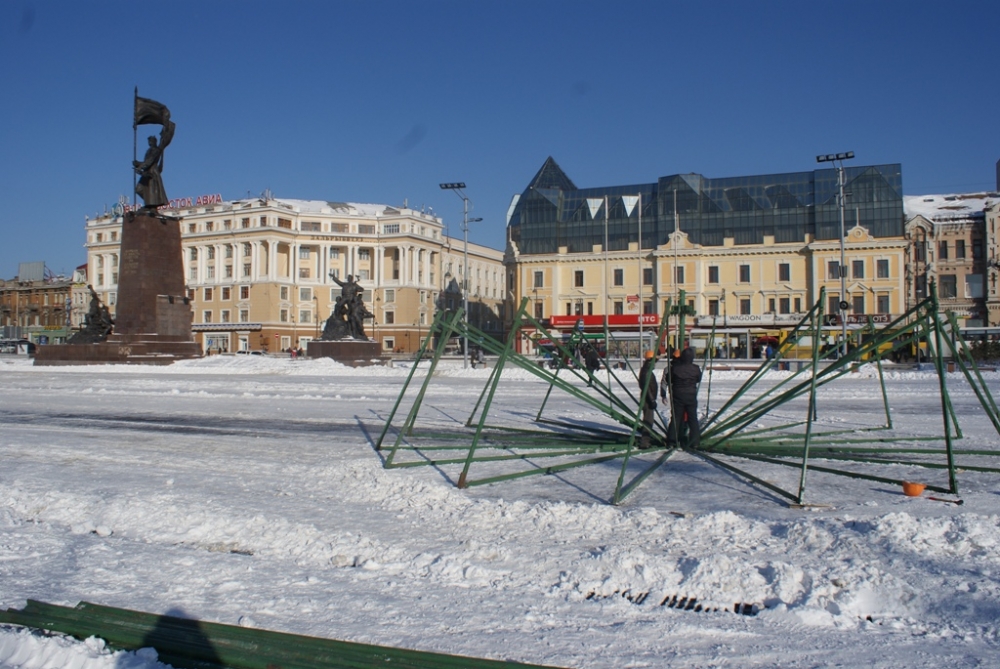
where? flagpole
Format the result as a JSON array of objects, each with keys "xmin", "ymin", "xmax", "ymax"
[
  {"xmin": 638, "ymin": 193, "xmax": 644, "ymax": 354},
  {"xmin": 603, "ymin": 195, "xmax": 610, "ymax": 396},
  {"xmin": 133, "ymin": 87, "xmax": 138, "ymax": 210}
]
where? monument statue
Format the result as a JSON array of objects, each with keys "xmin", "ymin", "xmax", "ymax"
[
  {"xmin": 68, "ymin": 285, "xmax": 114, "ymax": 344},
  {"xmin": 133, "ymin": 92, "xmax": 176, "ymax": 211},
  {"xmin": 321, "ymin": 274, "xmax": 374, "ymax": 340}
]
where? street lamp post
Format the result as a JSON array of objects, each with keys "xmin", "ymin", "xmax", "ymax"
[
  {"xmin": 439, "ymin": 182, "xmax": 480, "ymax": 369},
  {"xmin": 817, "ymin": 151, "xmax": 855, "ymax": 357}
]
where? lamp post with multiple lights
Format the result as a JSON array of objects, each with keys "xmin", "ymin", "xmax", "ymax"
[
  {"xmin": 817, "ymin": 151, "xmax": 854, "ymax": 357},
  {"xmin": 439, "ymin": 182, "xmax": 479, "ymax": 369}
]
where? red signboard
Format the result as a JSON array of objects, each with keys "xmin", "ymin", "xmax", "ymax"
[{"xmin": 548, "ymin": 314, "xmax": 659, "ymax": 328}]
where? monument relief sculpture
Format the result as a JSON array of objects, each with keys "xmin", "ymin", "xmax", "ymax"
[{"xmin": 67, "ymin": 285, "xmax": 114, "ymax": 344}]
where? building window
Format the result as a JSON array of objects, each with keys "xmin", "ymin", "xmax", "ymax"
[
  {"xmin": 299, "ymin": 268, "xmax": 310, "ymax": 279},
  {"xmin": 221, "ymin": 287, "xmax": 231, "ymax": 300},
  {"xmin": 279, "ymin": 309, "xmax": 288, "ymax": 322},
  {"xmin": 708, "ymin": 299, "xmax": 719, "ymax": 316},
  {"xmin": 643, "ymin": 267, "xmax": 653, "ymax": 285},
  {"xmin": 259, "ymin": 216, "xmax": 268, "ymax": 227},
  {"xmin": 794, "ymin": 297, "xmax": 802, "ymax": 312},
  {"xmin": 206, "ymin": 222, "xmax": 214, "ymax": 232},
  {"xmin": 278, "ymin": 218, "xmax": 292, "ymax": 229},
  {"xmin": 973, "ymin": 239, "xmax": 983, "ymax": 259},
  {"xmin": 358, "ymin": 224, "xmax": 375, "ymax": 234},
  {"xmin": 204, "ymin": 288, "xmax": 213, "ymax": 301},
  {"xmin": 938, "ymin": 241, "xmax": 948, "ymax": 260},
  {"xmin": 779, "ymin": 297, "xmax": 790, "ymax": 314},
  {"xmin": 190, "ymin": 248, "xmax": 198, "ymax": 261},
  {"xmin": 206, "ymin": 266, "xmax": 215, "ymax": 279},
  {"xmin": 828, "ymin": 261, "xmax": 840, "ymax": 280},
  {"xmin": 740, "ymin": 299, "xmax": 751, "ymax": 315},
  {"xmin": 768, "ymin": 298, "xmax": 776, "ymax": 313},
  {"xmin": 675, "ymin": 266, "xmax": 684, "ymax": 284},
  {"xmin": 299, "ymin": 310, "xmax": 311, "ymax": 324},
  {"xmin": 533, "ymin": 271, "xmax": 544, "ymax": 288},
  {"xmin": 534, "ymin": 302, "xmax": 544, "ymax": 319},
  {"xmin": 877, "ymin": 259, "xmax": 889, "ymax": 279},
  {"xmin": 224, "ymin": 265, "xmax": 233, "ymax": 278},
  {"xmin": 299, "ymin": 287, "xmax": 312, "ymax": 301},
  {"xmin": 779, "ymin": 263, "xmax": 790, "ymax": 282},
  {"xmin": 852, "ymin": 295, "xmax": 865, "ymax": 314},
  {"xmin": 359, "ymin": 249, "xmax": 371, "ymax": 260},
  {"xmin": 203, "ymin": 310, "xmax": 212, "ymax": 323},
  {"xmin": 383, "ymin": 223, "xmax": 400, "ymax": 234},
  {"xmin": 613, "ymin": 301, "xmax": 624, "ymax": 315},
  {"xmin": 279, "ymin": 286, "xmax": 288, "ymax": 300},
  {"xmin": 877, "ymin": 294, "xmax": 890, "ymax": 314},
  {"xmin": 302, "ymin": 222, "xmax": 322, "ymax": 232},
  {"xmin": 243, "ymin": 243, "xmax": 252, "ymax": 257},
  {"xmin": 939, "ymin": 274, "xmax": 957, "ymax": 299},
  {"xmin": 382, "ymin": 337, "xmax": 394, "ymax": 351},
  {"xmin": 852, "ymin": 260, "xmax": 864, "ymax": 279},
  {"xmin": 574, "ymin": 270, "xmax": 584, "ymax": 287},
  {"xmin": 829, "ymin": 295, "xmax": 840, "ymax": 315},
  {"xmin": 357, "ymin": 270, "xmax": 369, "ymax": 280},
  {"xmin": 299, "ymin": 246, "xmax": 311, "ymax": 260},
  {"xmin": 188, "ymin": 224, "xmax": 196, "ymax": 233},
  {"xmin": 384, "ymin": 289, "xmax": 395, "ymax": 303},
  {"xmin": 239, "ymin": 309, "xmax": 249, "ymax": 323},
  {"xmin": 955, "ymin": 240, "xmax": 966, "ymax": 259},
  {"xmin": 242, "ymin": 263, "xmax": 251, "ymax": 277},
  {"xmin": 739, "ymin": 265, "xmax": 750, "ymax": 283},
  {"xmin": 221, "ymin": 310, "xmax": 231, "ymax": 323},
  {"xmin": 241, "ymin": 218, "xmax": 250, "ymax": 228},
  {"xmin": 642, "ymin": 300, "xmax": 654, "ymax": 315},
  {"xmin": 207, "ymin": 247, "xmax": 216, "ymax": 260},
  {"xmin": 613, "ymin": 268, "xmax": 624, "ymax": 286}
]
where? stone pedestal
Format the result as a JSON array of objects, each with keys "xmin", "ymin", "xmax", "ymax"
[
  {"xmin": 34, "ymin": 212, "xmax": 201, "ymax": 366},
  {"xmin": 307, "ymin": 339, "xmax": 388, "ymax": 367}
]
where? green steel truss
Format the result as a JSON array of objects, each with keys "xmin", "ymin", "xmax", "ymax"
[{"xmin": 376, "ymin": 286, "xmax": 1000, "ymax": 505}]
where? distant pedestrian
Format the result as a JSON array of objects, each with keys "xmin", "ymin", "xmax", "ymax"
[
  {"xmin": 476, "ymin": 347, "xmax": 485, "ymax": 368},
  {"xmin": 584, "ymin": 345, "xmax": 601, "ymax": 386}
]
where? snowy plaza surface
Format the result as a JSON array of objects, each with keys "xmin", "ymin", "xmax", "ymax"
[{"xmin": 1, "ymin": 354, "xmax": 999, "ymax": 668}]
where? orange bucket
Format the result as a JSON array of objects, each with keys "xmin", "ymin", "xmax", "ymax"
[{"xmin": 902, "ymin": 481, "xmax": 926, "ymax": 497}]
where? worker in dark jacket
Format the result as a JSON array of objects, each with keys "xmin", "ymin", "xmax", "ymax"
[
  {"xmin": 637, "ymin": 350, "xmax": 659, "ymax": 449},
  {"xmin": 665, "ymin": 347, "xmax": 702, "ymax": 448}
]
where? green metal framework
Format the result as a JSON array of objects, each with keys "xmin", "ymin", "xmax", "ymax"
[{"xmin": 376, "ymin": 285, "xmax": 1000, "ymax": 505}]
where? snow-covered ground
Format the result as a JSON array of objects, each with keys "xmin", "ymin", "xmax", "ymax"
[{"xmin": 1, "ymin": 354, "xmax": 999, "ymax": 668}]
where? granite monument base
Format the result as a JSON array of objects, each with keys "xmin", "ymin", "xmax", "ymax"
[
  {"xmin": 34, "ymin": 333, "xmax": 201, "ymax": 366},
  {"xmin": 34, "ymin": 211, "xmax": 201, "ymax": 366},
  {"xmin": 307, "ymin": 339, "xmax": 388, "ymax": 367}
]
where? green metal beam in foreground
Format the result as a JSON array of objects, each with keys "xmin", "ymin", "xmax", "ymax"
[
  {"xmin": 378, "ymin": 289, "xmax": 1000, "ymax": 506},
  {"xmin": 0, "ymin": 599, "xmax": 567, "ymax": 669}
]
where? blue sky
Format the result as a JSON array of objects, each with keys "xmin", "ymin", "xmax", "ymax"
[{"xmin": 1, "ymin": 0, "xmax": 997, "ymax": 279}]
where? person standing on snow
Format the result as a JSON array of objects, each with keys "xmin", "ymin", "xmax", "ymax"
[
  {"xmin": 666, "ymin": 347, "xmax": 702, "ymax": 448},
  {"xmin": 637, "ymin": 350, "xmax": 659, "ymax": 449}
]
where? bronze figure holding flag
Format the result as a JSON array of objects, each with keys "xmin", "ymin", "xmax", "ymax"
[{"xmin": 132, "ymin": 90, "xmax": 176, "ymax": 211}]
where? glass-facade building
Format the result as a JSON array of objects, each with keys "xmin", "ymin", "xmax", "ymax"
[{"xmin": 508, "ymin": 157, "xmax": 904, "ymax": 254}]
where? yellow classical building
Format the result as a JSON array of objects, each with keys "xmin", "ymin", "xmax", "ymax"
[{"xmin": 85, "ymin": 194, "xmax": 504, "ymax": 354}]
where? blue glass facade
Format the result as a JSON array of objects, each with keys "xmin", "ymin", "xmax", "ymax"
[{"xmin": 508, "ymin": 158, "xmax": 904, "ymax": 255}]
